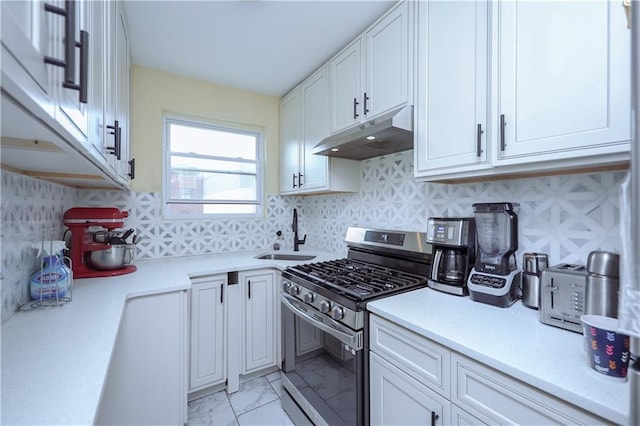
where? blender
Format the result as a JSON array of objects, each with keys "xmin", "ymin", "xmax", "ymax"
[{"xmin": 467, "ymin": 202, "xmax": 521, "ymax": 307}]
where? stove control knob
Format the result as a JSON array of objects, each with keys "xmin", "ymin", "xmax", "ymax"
[
  {"xmin": 319, "ymin": 300, "xmax": 332, "ymax": 314},
  {"xmin": 288, "ymin": 285, "xmax": 300, "ymax": 296},
  {"xmin": 282, "ymin": 282, "xmax": 291, "ymax": 292},
  {"xmin": 303, "ymin": 292, "xmax": 315, "ymax": 303},
  {"xmin": 331, "ymin": 306, "xmax": 344, "ymax": 320}
]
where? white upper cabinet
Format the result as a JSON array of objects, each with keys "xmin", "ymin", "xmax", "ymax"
[
  {"xmin": 330, "ymin": 38, "xmax": 363, "ymax": 133},
  {"xmin": 414, "ymin": 0, "xmax": 490, "ymax": 176},
  {"xmin": 495, "ymin": 0, "xmax": 630, "ymax": 164},
  {"xmin": 1, "ymin": 0, "xmax": 54, "ymax": 114},
  {"xmin": 365, "ymin": 1, "xmax": 412, "ymax": 119},
  {"xmin": 0, "ymin": 0, "xmax": 131, "ymax": 189},
  {"xmin": 330, "ymin": 1, "xmax": 413, "ymax": 134},
  {"xmin": 280, "ymin": 88, "xmax": 302, "ymax": 194},
  {"xmin": 414, "ymin": 0, "xmax": 631, "ymax": 181},
  {"xmin": 279, "ymin": 65, "xmax": 360, "ymax": 195},
  {"xmin": 53, "ymin": 0, "xmax": 90, "ymax": 143}
]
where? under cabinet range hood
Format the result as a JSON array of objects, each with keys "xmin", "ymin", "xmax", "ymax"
[{"xmin": 313, "ymin": 105, "xmax": 414, "ymax": 160}]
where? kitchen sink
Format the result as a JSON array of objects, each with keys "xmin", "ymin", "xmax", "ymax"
[{"xmin": 254, "ymin": 253, "xmax": 316, "ymax": 261}]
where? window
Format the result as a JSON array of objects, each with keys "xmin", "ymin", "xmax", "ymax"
[{"xmin": 163, "ymin": 116, "xmax": 263, "ymax": 218}]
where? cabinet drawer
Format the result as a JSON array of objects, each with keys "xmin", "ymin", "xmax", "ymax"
[
  {"xmin": 369, "ymin": 314, "xmax": 450, "ymax": 398},
  {"xmin": 451, "ymin": 353, "xmax": 612, "ymax": 425}
]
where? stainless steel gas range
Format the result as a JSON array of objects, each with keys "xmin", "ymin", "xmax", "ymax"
[{"xmin": 280, "ymin": 227, "xmax": 432, "ymax": 425}]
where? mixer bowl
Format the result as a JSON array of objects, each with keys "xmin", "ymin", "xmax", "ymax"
[{"xmin": 90, "ymin": 244, "xmax": 135, "ymax": 270}]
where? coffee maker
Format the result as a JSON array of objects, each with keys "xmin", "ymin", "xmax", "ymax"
[
  {"xmin": 467, "ymin": 202, "xmax": 521, "ymax": 307},
  {"xmin": 63, "ymin": 207, "xmax": 137, "ymax": 278},
  {"xmin": 426, "ymin": 217, "xmax": 475, "ymax": 296}
]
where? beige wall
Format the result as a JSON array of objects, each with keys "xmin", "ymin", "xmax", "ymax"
[{"xmin": 130, "ymin": 65, "xmax": 281, "ymax": 196}]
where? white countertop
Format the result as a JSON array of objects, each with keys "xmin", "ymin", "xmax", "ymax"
[
  {"xmin": 367, "ymin": 288, "xmax": 630, "ymax": 425},
  {"xmin": 1, "ymin": 248, "xmax": 340, "ymax": 426}
]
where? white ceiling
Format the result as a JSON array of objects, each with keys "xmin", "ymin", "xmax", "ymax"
[{"xmin": 122, "ymin": 0, "xmax": 396, "ymax": 97}]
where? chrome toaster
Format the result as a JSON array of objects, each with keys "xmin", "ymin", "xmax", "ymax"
[{"xmin": 539, "ymin": 263, "xmax": 588, "ymax": 333}]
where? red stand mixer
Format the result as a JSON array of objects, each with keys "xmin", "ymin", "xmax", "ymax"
[{"xmin": 63, "ymin": 207, "xmax": 137, "ymax": 278}]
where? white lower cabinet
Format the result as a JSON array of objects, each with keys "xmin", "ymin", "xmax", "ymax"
[
  {"xmin": 370, "ymin": 352, "xmax": 450, "ymax": 425},
  {"xmin": 240, "ymin": 269, "xmax": 278, "ymax": 374},
  {"xmin": 451, "ymin": 353, "xmax": 612, "ymax": 425},
  {"xmin": 96, "ymin": 290, "xmax": 188, "ymax": 426},
  {"xmin": 189, "ymin": 274, "xmax": 227, "ymax": 392},
  {"xmin": 369, "ymin": 314, "xmax": 612, "ymax": 426}
]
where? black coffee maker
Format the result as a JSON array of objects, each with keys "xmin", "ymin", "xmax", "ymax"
[{"xmin": 426, "ymin": 217, "xmax": 476, "ymax": 296}]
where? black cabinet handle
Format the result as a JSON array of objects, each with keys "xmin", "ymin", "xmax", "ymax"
[
  {"xmin": 363, "ymin": 92, "xmax": 370, "ymax": 115},
  {"xmin": 128, "ymin": 158, "xmax": 135, "ymax": 180},
  {"xmin": 44, "ymin": 2, "xmax": 88, "ymax": 104},
  {"xmin": 298, "ymin": 173, "xmax": 303, "ymax": 187},
  {"xmin": 106, "ymin": 120, "xmax": 120, "ymax": 159},
  {"xmin": 476, "ymin": 123, "xmax": 484, "ymax": 157},
  {"xmin": 353, "ymin": 98, "xmax": 359, "ymax": 119},
  {"xmin": 220, "ymin": 284, "xmax": 224, "ymax": 304},
  {"xmin": 431, "ymin": 411, "xmax": 439, "ymax": 426},
  {"xmin": 500, "ymin": 114, "xmax": 506, "ymax": 151},
  {"xmin": 292, "ymin": 173, "xmax": 297, "ymax": 189},
  {"xmin": 248, "ymin": 280, "xmax": 251, "ymax": 299}
]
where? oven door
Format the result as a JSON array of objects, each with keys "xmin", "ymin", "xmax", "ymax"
[{"xmin": 281, "ymin": 292, "xmax": 364, "ymax": 426}]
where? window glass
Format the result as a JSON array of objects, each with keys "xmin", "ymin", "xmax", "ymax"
[{"xmin": 164, "ymin": 117, "xmax": 263, "ymax": 218}]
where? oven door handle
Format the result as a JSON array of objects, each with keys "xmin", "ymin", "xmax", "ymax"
[{"xmin": 281, "ymin": 293, "xmax": 363, "ymax": 350}]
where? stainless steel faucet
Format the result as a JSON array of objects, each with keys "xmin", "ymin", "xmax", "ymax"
[{"xmin": 292, "ymin": 208, "xmax": 306, "ymax": 252}]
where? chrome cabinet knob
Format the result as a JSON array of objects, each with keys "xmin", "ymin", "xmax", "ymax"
[{"xmin": 319, "ymin": 300, "xmax": 332, "ymax": 314}]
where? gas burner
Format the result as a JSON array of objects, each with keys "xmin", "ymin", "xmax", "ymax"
[{"xmin": 286, "ymin": 258, "xmax": 427, "ymax": 302}]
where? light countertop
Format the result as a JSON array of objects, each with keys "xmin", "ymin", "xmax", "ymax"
[
  {"xmin": 367, "ymin": 288, "xmax": 630, "ymax": 425},
  {"xmin": 1, "ymin": 248, "xmax": 340, "ymax": 426}
]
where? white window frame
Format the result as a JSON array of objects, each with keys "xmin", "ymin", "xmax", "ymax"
[{"xmin": 162, "ymin": 114, "xmax": 264, "ymax": 219}]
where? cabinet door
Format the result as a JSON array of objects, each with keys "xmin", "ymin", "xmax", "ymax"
[
  {"xmin": 415, "ymin": 0, "xmax": 490, "ymax": 176},
  {"xmin": 87, "ymin": 0, "xmax": 110, "ymax": 166},
  {"xmin": 241, "ymin": 270, "xmax": 277, "ymax": 373},
  {"xmin": 496, "ymin": 0, "xmax": 630, "ymax": 163},
  {"xmin": 96, "ymin": 291, "xmax": 188, "ymax": 426},
  {"xmin": 365, "ymin": 1, "xmax": 411, "ymax": 119},
  {"xmin": 190, "ymin": 276, "xmax": 226, "ymax": 391},
  {"xmin": 280, "ymin": 89, "xmax": 301, "ymax": 194},
  {"xmin": 330, "ymin": 38, "xmax": 363, "ymax": 133},
  {"xmin": 370, "ymin": 352, "xmax": 450, "ymax": 425},
  {"xmin": 300, "ymin": 65, "xmax": 329, "ymax": 192},
  {"xmin": 115, "ymin": 7, "xmax": 131, "ymax": 180},
  {"xmin": 1, "ymin": 0, "xmax": 54, "ymax": 108},
  {"xmin": 54, "ymin": 0, "xmax": 90, "ymax": 142}
]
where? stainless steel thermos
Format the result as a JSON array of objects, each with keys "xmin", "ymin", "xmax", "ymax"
[
  {"xmin": 585, "ymin": 251, "xmax": 620, "ymax": 318},
  {"xmin": 522, "ymin": 253, "xmax": 548, "ymax": 309}
]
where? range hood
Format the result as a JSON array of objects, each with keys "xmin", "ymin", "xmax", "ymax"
[{"xmin": 313, "ymin": 105, "xmax": 413, "ymax": 161}]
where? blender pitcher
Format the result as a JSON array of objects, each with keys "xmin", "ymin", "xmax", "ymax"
[{"xmin": 472, "ymin": 202, "xmax": 519, "ymax": 275}]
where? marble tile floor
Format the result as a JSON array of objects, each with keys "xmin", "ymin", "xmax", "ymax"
[{"xmin": 187, "ymin": 371, "xmax": 295, "ymax": 426}]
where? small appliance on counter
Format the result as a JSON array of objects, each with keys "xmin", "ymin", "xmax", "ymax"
[
  {"xmin": 63, "ymin": 207, "xmax": 138, "ymax": 278},
  {"xmin": 426, "ymin": 217, "xmax": 475, "ymax": 296},
  {"xmin": 540, "ymin": 263, "xmax": 588, "ymax": 333},
  {"xmin": 467, "ymin": 202, "xmax": 521, "ymax": 307},
  {"xmin": 585, "ymin": 251, "xmax": 620, "ymax": 318},
  {"xmin": 521, "ymin": 252, "xmax": 549, "ymax": 309}
]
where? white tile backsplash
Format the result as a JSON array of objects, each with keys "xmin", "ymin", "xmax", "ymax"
[{"xmin": 1, "ymin": 151, "xmax": 626, "ymax": 321}]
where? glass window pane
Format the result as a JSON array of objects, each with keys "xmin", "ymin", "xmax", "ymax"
[
  {"xmin": 169, "ymin": 169, "xmax": 257, "ymax": 202},
  {"xmin": 169, "ymin": 122, "xmax": 257, "ymax": 160},
  {"xmin": 170, "ymin": 156, "xmax": 256, "ymax": 174}
]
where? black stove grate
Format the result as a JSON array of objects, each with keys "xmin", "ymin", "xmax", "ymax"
[{"xmin": 285, "ymin": 258, "xmax": 427, "ymax": 301}]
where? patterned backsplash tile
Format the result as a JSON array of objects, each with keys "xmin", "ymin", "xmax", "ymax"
[{"xmin": 1, "ymin": 151, "xmax": 627, "ymax": 321}]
